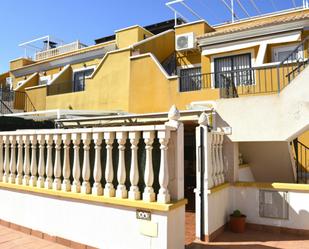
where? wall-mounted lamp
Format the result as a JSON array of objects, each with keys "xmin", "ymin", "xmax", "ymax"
[{"xmin": 83, "ymin": 63, "xmax": 87, "ymax": 68}]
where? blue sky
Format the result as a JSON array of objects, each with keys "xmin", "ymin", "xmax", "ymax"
[{"xmin": 0, "ymin": 0, "xmax": 305, "ymax": 73}]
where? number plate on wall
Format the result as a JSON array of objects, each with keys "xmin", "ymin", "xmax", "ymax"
[{"xmin": 136, "ymin": 210, "xmax": 151, "ymax": 221}]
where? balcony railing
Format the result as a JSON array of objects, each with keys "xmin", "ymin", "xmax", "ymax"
[
  {"xmin": 180, "ymin": 37, "xmax": 309, "ymax": 97},
  {"xmin": 293, "ymin": 139, "xmax": 309, "ymax": 184},
  {"xmin": 0, "ymin": 89, "xmax": 36, "ymax": 113},
  {"xmin": 34, "ymin": 41, "xmax": 87, "ymax": 61}
]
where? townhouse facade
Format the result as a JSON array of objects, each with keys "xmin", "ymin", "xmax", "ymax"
[{"xmin": 0, "ymin": 6, "xmax": 308, "ymax": 249}]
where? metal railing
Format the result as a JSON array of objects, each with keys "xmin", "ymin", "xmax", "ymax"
[
  {"xmin": 277, "ymin": 36, "xmax": 309, "ymax": 92},
  {"xmin": 35, "ymin": 41, "xmax": 87, "ymax": 61},
  {"xmin": 179, "ymin": 65, "xmax": 281, "ymax": 97},
  {"xmin": 0, "ymin": 89, "xmax": 36, "ymax": 113},
  {"xmin": 293, "ymin": 139, "xmax": 309, "ymax": 184}
]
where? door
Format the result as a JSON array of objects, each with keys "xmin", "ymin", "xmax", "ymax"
[{"xmin": 214, "ymin": 53, "xmax": 252, "ymax": 97}]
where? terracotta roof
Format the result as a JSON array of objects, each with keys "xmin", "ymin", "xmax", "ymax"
[{"xmin": 198, "ymin": 11, "xmax": 309, "ymax": 39}]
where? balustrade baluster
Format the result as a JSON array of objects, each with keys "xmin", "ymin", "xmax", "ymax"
[
  {"xmin": 62, "ymin": 134, "xmax": 71, "ymax": 192},
  {"xmin": 9, "ymin": 136, "xmax": 16, "ymax": 184},
  {"xmin": 116, "ymin": 132, "xmax": 128, "ymax": 198},
  {"xmin": 37, "ymin": 135, "xmax": 45, "ymax": 188},
  {"xmin": 218, "ymin": 134, "xmax": 225, "ymax": 184},
  {"xmin": 72, "ymin": 133, "xmax": 81, "ymax": 193},
  {"xmin": 211, "ymin": 134, "xmax": 218, "ymax": 186},
  {"xmin": 29, "ymin": 135, "xmax": 37, "ymax": 186},
  {"xmin": 53, "ymin": 135, "xmax": 62, "ymax": 190},
  {"xmin": 44, "ymin": 135, "xmax": 53, "ymax": 189},
  {"xmin": 128, "ymin": 131, "xmax": 140, "ymax": 200},
  {"xmin": 92, "ymin": 132, "xmax": 103, "ymax": 195},
  {"xmin": 16, "ymin": 136, "xmax": 24, "ymax": 184},
  {"xmin": 22, "ymin": 135, "xmax": 30, "ymax": 185},
  {"xmin": 142, "ymin": 131, "xmax": 156, "ymax": 202},
  {"xmin": 104, "ymin": 132, "xmax": 115, "ymax": 197},
  {"xmin": 157, "ymin": 130, "xmax": 171, "ymax": 204},
  {"xmin": 81, "ymin": 133, "xmax": 91, "ymax": 194},
  {"xmin": 3, "ymin": 136, "xmax": 10, "ymax": 183}
]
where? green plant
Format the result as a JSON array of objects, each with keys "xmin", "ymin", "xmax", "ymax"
[{"xmin": 231, "ymin": 209, "xmax": 243, "ymax": 217}]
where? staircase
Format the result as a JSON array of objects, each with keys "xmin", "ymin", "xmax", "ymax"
[{"xmin": 0, "ymin": 89, "xmax": 35, "ymax": 114}]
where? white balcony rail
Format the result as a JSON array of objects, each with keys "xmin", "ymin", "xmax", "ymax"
[
  {"xmin": 0, "ymin": 106, "xmax": 184, "ymax": 204},
  {"xmin": 34, "ymin": 41, "xmax": 87, "ymax": 61}
]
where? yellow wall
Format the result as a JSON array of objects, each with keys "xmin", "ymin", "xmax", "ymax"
[
  {"xmin": 116, "ymin": 26, "xmax": 153, "ymax": 49},
  {"xmin": 47, "ymin": 66, "xmax": 73, "ymax": 96},
  {"xmin": 10, "ymin": 58, "xmax": 34, "ymax": 71},
  {"xmin": 46, "ymin": 49, "xmax": 131, "ymax": 111},
  {"xmin": 25, "ymin": 85, "xmax": 47, "ymax": 111},
  {"xmin": 129, "ymin": 55, "xmax": 219, "ymax": 113},
  {"xmin": 133, "ymin": 30, "xmax": 175, "ymax": 62}
]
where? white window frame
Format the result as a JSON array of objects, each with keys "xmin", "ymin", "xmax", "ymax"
[
  {"xmin": 272, "ymin": 44, "xmax": 303, "ymax": 63},
  {"xmin": 39, "ymin": 75, "xmax": 51, "ymax": 85},
  {"xmin": 72, "ymin": 65, "xmax": 96, "ymax": 92},
  {"xmin": 210, "ymin": 48, "xmax": 255, "ymax": 88}
]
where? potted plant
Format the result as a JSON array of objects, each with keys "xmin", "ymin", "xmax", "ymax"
[{"xmin": 229, "ymin": 209, "xmax": 246, "ymax": 233}]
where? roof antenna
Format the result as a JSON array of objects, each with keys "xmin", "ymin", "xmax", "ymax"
[{"xmin": 221, "ymin": 0, "xmax": 239, "ymax": 22}]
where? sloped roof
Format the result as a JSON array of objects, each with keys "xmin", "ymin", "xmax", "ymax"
[{"xmin": 198, "ymin": 10, "xmax": 309, "ymax": 39}]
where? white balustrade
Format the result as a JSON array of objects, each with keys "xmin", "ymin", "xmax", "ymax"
[
  {"xmin": 9, "ymin": 136, "xmax": 16, "ymax": 184},
  {"xmin": 104, "ymin": 132, "xmax": 115, "ymax": 197},
  {"xmin": 45, "ymin": 135, "xmax": 53, "ymax": 189},
  {"xmin": 92, "ymin": 132, "xmax": 103, "ymax": 195},
  {"xmin": 29, "ymin": 135, "xmax": 37, "ymax": 187},
  {"xmin": 37, "ymin": 135, "xmax": 45, "ymax": 188},
  {"xmin": 0, "ymin": 107, "xmax": 183, "ymax": 204},
  {"xmin": 116, "ymin": 131, "xmax": 128, "ymax": 198},
  {"xmin": 157, "ymin": 130, "xmax": 171, "ymax": 204},
  {"xmin": 128, "ymin": 131, "xmax": 140, "ymax": 200},
  {"xmin": 142, "ymin": 131, "xmax": 156, "ymax": 202},
  {"xmin": 53, "ymin": 135, "xmax": 62, "ymax": 190},
  {"xmin": 3, "ymin": 136, "xmax": 10, "ymax": 183},
  {"xmin": 22, "ymin": 135, "xmax": 30, "ymax": 185},
  {"xmin": 72, "ymin": 133, "xmax": 81, "ymax": 193},
  {"xmin": 62, "ymin": 134, "xmax": 71, "ymax": 192},
  {"xmin": 81, "ymin": 133, "xmax": 91, "ymax": 194},
  {"xmin": 16, "ymin": 136, "xmax": 24, "ymax": 185}
]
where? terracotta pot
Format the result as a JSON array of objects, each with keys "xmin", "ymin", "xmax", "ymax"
[{"xmin": 229, "ymin": 215, "xmax": 246, "ymax": 233}]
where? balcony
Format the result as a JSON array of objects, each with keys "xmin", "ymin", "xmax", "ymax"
[
  {"xmin": 34, "ymin": 41, "xmax": 87, "ymax": 61},
  {"xmin": 179, "ymin": 61, "xmax": 308, "ymax": 98}
]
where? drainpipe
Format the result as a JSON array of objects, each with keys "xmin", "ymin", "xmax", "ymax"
[{"xmin": 199, "ymin": 126, "xmax": 205, "ymax": 241}]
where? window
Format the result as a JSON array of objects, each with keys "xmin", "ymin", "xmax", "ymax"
[
  {"xmin": 214, "ymin": 53, "xmax": 253, "ymax": 88},
  {"xmin": 272, "ymin": 45, "xmax": 303, "ymax": 62},
  {"xmin": 179, "ymin": 67, "xmax": 201, "ymax": 92},
  {"xmin": 73, "ymin": 68, "xmax": 94, "ymax": 92}
]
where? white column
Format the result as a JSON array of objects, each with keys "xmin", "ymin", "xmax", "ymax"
[
  {"xmin": 128, "ymin": 131, "xmax": 140, "ymax": 200},
  {"xmin": 3, "ymin": 136, "xmax": 10, "ymax": 183},
  {"xmin": 72, "ymin": 133, "xmax": 81, "ymax": 193},
  {"xmin": 61, "ymin": 134, "xmax": 71, "ymax": 192},
  {"xmin": 0, "ymin": 136, "xmax": 3, "ymax": 182},
  {"xmin": 104, "ymin": 132, "xmax": 115, "ymax": 197},
  {"xmin": 142, "ymin": 131, "xmax": 156, "ymax": 202},
  {"xmin": 92, "ymin": 132, "xmax": 103, "ymax": 196},
  {"xmin": 53, "ymin": 135, "xmax": 62, "ymax": 190},
  {"xmin": 29, "ymin": 135, "xmax": 37, "ymax": 187},
  {"xmin": 81, "ymin": 133, "xmax": 91, "ymax": 194},
  {"xmin": 9, "ymin": 135, "xmax": 16, "ymax": 184},
  {"xmin": 116, "ymin": 131, "xmax": 128, "ymax": 198},
  {"xmin": 44, "ymin": 134, "xmax": 53, "ymax": 189},
  {"xmin": 16, "ymin": 135, "xmax": 24, "ymax": 185},
  {"xmin": 157, "ymin": 130, "xmax": 171, "ymax": 204},
  {"xmin": 214, "ymin": 134, "xmax": 220, "ymax": 186},
  {"xmin": 22, "ymin": 135, "xmax": 30, "ymax": 186}
]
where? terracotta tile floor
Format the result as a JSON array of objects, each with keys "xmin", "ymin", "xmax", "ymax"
[
  {"xmin": 0, "ymin": 225, "xmax": 69, "ymax": 249},
  {"xmin": 185, "ymin": 212, "xmax": 309, "ymax": 249}
]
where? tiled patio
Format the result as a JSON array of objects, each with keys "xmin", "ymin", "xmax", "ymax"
[
  {"xmin": 185, "ymin": 212, "xmax": 309, "ymax": 249},
  {"xmin": 0, "ymin": 224, "xmax": 69, "ymax": 249}
]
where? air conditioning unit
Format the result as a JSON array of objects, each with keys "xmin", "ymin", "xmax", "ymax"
[{"xmin": 176, "ymin": 32, "xmax": 196, "ymax": 51}]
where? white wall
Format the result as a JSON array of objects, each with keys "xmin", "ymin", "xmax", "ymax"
[
  {"xmin": 233, "ymin": 186, "xmax": 309, "ymax": 230},
  {"xmin": 0, "ymin": 188, "xmax": 185, "ymax": 249}
]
